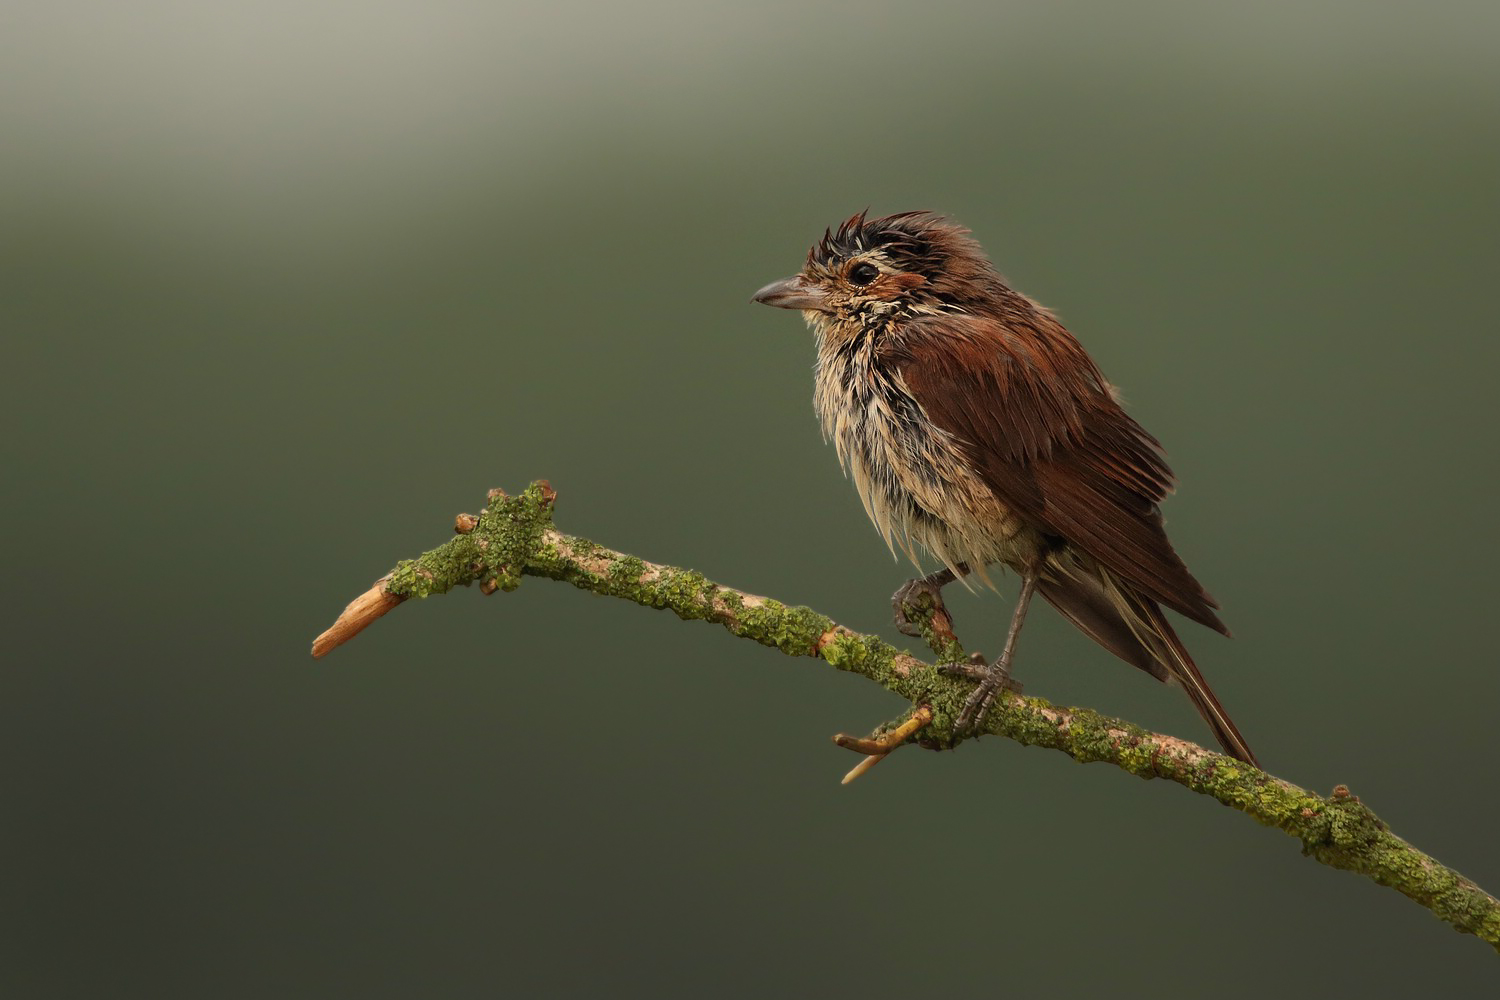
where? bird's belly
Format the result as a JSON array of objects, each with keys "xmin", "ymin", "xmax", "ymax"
[{"xmin": 819, "ymin": 377, "xmax": 1037, "ymax": 573}]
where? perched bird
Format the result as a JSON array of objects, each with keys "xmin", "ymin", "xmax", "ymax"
[{"xmin": 752, "ymin": 211, "xmax": 1257, "ymax": 765}]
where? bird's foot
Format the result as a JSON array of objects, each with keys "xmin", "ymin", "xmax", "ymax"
[
  {"xmin": 832, "ymin": 705, "xmax": 934, "ymax": 784},
  {"xmin": 937, "ymin": 651, "xmax": 993, "ymax": 682},
  {"xmin": 949, "ymin": 654, "xmax": 1023, "ymax": 736},
  {"xmin": 892, "ymin": 571, "xmax": 957, "ymax": 642}
]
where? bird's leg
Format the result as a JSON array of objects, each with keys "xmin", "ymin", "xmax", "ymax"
[
  {"xmin": 953, "ymin": 568, "xmax": 1038, "ymax": 735},
  {"xmin": 892, "ymin": 563, "xmax": 969, "ymax": 647}
]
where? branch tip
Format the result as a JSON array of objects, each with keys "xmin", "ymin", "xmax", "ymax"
[
  {"xmin": 834, "ymin": 707, "xmax": 935, "ymax": 784},
  {"xmin": 841, "ymin": 754, "xmax": 887, "ymax": 784},
  {"xmin": 311, "ymin": 583, "xmax": 403, "ymax": 658}
]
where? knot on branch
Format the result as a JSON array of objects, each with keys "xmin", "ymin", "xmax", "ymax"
[
  {"xmin": 386, "ymin": 481, "xmax": 557, "ymax": 600},
  {"xmin": 1294, "ymin": 784, "xmax": 1388, "ymax": 859}
]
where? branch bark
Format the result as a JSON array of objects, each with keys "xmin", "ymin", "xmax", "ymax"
[{"xmin": 312, "ymin": 481, "xmax": 1500, "ymax": 954}]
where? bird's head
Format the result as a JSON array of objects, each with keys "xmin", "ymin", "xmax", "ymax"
[{"xmin": 752, "ymin": 210, "xmax": 1006, "ymax": 325}]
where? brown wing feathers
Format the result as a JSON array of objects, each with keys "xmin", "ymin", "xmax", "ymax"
[{"xmin": 889, "ymin": 310, "xmax": 1228, "ymax": 636}]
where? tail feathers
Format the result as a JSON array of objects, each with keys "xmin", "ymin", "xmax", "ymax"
[
  {"xmin": 1139, "ymin": 601, "xmax": 1259, "ymax": 767},
  {"xmin": 1038, "ymin": 564, "xmax": 1259, "ymax": 767},
  {"xmin": 1038, "ymin": 572, "xmax": 1169, "ymax": 682}
]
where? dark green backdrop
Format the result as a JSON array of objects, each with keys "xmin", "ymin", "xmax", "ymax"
[{"xmin": 6, "ymin": 2, "xmax": 1498, "ymax": 994}]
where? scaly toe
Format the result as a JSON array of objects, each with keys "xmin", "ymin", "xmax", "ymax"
[
  {"xmin": 952, "ymin": 664, "xmax": 1023, "ymax": 735},
  {"xmin": 955, "ymin": 685, "xmax": 995, "ymax": 735},
  {"xmin": 938, "ymin": 660, "xmax": 989, "ymax": 682}
]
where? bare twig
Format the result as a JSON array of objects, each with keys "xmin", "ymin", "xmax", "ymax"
[
  {"xmin": 833, "ymin": 705, "xmax": 935, "ymax": 784},
  {"xmin": 312, "ymin": 582, "xmax": 402, "ymax": 658}
]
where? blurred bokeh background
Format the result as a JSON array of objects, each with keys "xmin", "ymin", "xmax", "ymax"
[{"xmin": 5, "ymin": 1, "xmax": 1498, "ymax": 994}]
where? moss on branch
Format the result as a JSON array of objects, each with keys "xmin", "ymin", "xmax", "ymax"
[{"xmin": 316, "ymin": 481, "xmax": 1500, "ymax": 954}]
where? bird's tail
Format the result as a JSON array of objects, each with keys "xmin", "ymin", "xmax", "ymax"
[{"xmin": 1038, "ymin": 558, "xmax": 1259, "ymax": 767}]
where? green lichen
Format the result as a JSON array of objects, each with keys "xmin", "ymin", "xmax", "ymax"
[
  {"xmin": 649, "ymin": 568, "xmax": 713, "ymax": 618},
  {"xmin": 988, "ymin": 696, "xmax": 1066, "ymax": 749},
  {"xmin": 385, "ymin": 481, "xmax": 556, "ymax": 600},
  {"xmin": 734, "ymin": 598, "xmax": 834, "ymax": 656},
  {"xmin": 566, "ymin": 536, "xmax": 601, "ymax": 561},
  {"xmin": 819, "ymin": 633, "xmax": 869, "ymax": 672},
  {"xmin": 1113, "ymin": 736, "xmax": 1160, "ymax": 778},
  {"xmin": 385, "ymin": 539, "xmax": 479, "ymax": 599},
  {"xmin": 818, "ymin": 631, "xmax": 930, "ymax": 704},
  {"xmin": 606, "ymin": 554, "xmax": 647, "ymax": 591},
  {"xmin": 1057, "ymin": 708, "xmax": 1119, "ymax": 763}
]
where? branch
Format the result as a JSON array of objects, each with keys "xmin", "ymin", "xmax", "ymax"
[{"xmin": 312, "ymin": 482, "xmax": 1500, "ymax": 954}]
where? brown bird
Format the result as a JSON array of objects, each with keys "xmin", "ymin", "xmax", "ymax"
[{"xmin": 752, "ymin": 211, "xmax": 1257, "ymax": 765}]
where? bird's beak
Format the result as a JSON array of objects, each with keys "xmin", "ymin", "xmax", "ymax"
[{"xmin": 751, "ymin": 274, "xmax": 830, "ymax": 312}]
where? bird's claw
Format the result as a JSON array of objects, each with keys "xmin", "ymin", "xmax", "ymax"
[{"xmin": 892, "ymin": 576, "xmax": 953, "ymax": 640}]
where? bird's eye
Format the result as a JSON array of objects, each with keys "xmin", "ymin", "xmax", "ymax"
[{"xmin": 848, "ymin": 262, "xmax": 879, "ymax": 286}]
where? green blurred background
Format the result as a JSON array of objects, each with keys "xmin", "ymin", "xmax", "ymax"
[{"xmin": 5, "ymin": 1, "xmax": 1498, "ymax": 994}]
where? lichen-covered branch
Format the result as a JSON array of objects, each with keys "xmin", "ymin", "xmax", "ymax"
[{"xmin": 312, "ymin": 482, "xmax": 1500, "ymax": 954}]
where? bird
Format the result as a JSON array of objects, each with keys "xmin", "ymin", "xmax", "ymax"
[{"xmin": 751, "ymin": 210, "xmax": 1257, "ymax": 765}]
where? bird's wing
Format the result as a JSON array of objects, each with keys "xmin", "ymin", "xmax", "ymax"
[{"xmin": 885, "ymin": 309, "xmax": 1227, "ymax": 634}]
